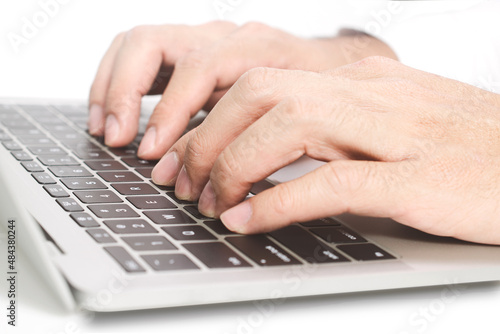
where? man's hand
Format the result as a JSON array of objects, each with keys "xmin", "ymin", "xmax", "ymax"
[
  {"xmin": 153, "ymin": 56, "xmax": 500, "ymax": 245},
  {"xmin": 88, "ymin": 21, "xmax": 396, "ymax": 160}
]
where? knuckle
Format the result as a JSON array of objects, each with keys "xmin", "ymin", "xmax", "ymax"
[
  {"xmin": 114, "ymin": 31, "xmax": 127, "ymax": 44},
  {"xmin": 124, "ymin": 25, "xmax": 153, "ymax": 43},
  {"xmin": 321, "ymin": 162, "xmax": 357, "ymax": 207},
  {"xmin": 359, "ymin": 55, "xmax": 395, "ymax": 67},
  {"xmin": 236, "ymin": 67, "xmax": 280, "ymax": 97},
  {"xmin": 273, "ymin": 183, "xmax": 295, "ymax": 216},
  {"xmin": 184, "ymin": 129, "xmax": 210, "ymax": 167},
  {"xmin": 213, "ymin": 147, "xmax": 241, "ymax": 184},
  {"xmin": 238, "ymin": 21, "xmax": 271, "ymax": 34},
  {"xmin": 353, "ymin": 55, "xmax": 401, "ymax": 73}
]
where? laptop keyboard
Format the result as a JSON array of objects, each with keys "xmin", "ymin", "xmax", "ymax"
[{"xmin": 0, "ymin": 103, "xmax": 396, "ymax": 273}]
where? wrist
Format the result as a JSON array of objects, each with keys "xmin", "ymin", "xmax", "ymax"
[{"xmin": 306, "ymin": 29, "xmax": 398, "ymax": 71}]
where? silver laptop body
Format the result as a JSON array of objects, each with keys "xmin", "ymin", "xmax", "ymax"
[{"xmin": 1, "ymin": 98, "xmax": 499, "ymax": 312}]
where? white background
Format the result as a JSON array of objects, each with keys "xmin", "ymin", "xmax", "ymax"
[{"xmin": 1, "ymin": 1, "xmax": 499, "ymax": 333}]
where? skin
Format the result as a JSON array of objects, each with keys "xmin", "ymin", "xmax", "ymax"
[{"xmin": 89, "ymin": 21, "xmax": 500, "ymax": 245}]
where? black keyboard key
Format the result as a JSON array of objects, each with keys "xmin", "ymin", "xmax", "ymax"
[
  {"xmin": 43, "ymin": 184, "xmax": 69, "ymax": 197},
  {"xmin": 28, "ymin": 146, "xmax": 66, "ymax": 155},
  {"xmin": 104, "ymin": 219, "xmax": 157, "ymax": 234},
  {"xmin": 184, "ymin": 205, "xmax": 209, "ymax": 220},
  {"xmin": 18, "ymin": 137, "xmax": 55, "ymax": 146},
  {"xmin": 104, "ymin": 246, "xmax": 145, "ymax": 272},
  {"xmin": 183, "ymin": 242, "xmax": 251, "ymax": 268},
  {"xmin": 38, "ymin": 155, "xmax": 79, "ymax": 166},
  {"xmin": 1, "ymin": 120, "xmax": 35, "ymax": 129},
  {"xmin": 162, "ymin": 225, "xmax": 217, "ymax": 241},
  {"xmin": 166, "ymin": 192, "xmax": 195, "ymax": 204},
  {"xmin": 56, "ymin": 198, "xmax": 84, "ymax": 212},
  {"xmin": 204, "ymin": 220, "xmax": 237, "ymax": 235},
  {"xmin": 87, "ymin": 228, "xmax": 116, "ymax": 243},
  {"xmin": 2, "ymin": 141, "xmax": 22, "ymax": 150},
  {"xmin": 122, "ymin": 157, "xmax": 156, "ymax": 168},
  {"xmin": 32, "ymin": 172, "xmax": 56, "ymax": 184},
  {"xmin": 142, "ymin": 254, "xmax": 199, "ymax": 271},
  {"xmin": 85, "ymin": 160, "xmax": 127, "ymax": 171},
  {"xmin": 109, "ymin": 145, "xmax": 138, "ymax": 157},
  {"xmin": 300, "ymin": 217, "xmax": 342, "ymax": 227},
  {"xmin": 112, "ymin": 183, "xmax": 159, "ymax": 195},
  {"xmin": 144, "ymin": 210, "xmax": 195, "ymax": 225},
  {"xmin": 310, "ymin": 226, "xmax": 367, "ymax": 244},
  {"xmin": 127, "ymin": 196, "xmax": 176, "ymax": 210},
  {"xmin": 226, "ymin": 235, "xmax": 301, "ymax": 266},
  {"xmin": 22, "ymin": 161, "xmax": 44, "ymax": 172},
  {"xmin": 337, "ymin": 244, "xmax": 396, "ymax": 261},
  {"xmin": 88, "ymin": 204, "xmax": 140, "ymax": 218},
  {"xmin": 11, "ymin": 128, "xmax": 43, "ymax": 136},
  {"xmin": 61, "ymin": 177, "xmax": 106, "ymax": 190},
  {"xmin": 65, "ymin": 140, "xmax": 100, "ymax": 151},
  {"xmin": 42, "ymin": 124, "xmax": 72, "ymax": 133},
  {"xmin": 269, "ymin": 225, "xmax": 349, "ymax": 263},
  {"xmin": 154, "ymin": 183, "xmax": 175, "ymax": 191},
  {"xmin": 73, "ymin": 190, "xmax": 122, "ymax": 204},
  {"xmin": 75, "ymin": 150, "xmax": 113, "ymax": 160},
  {"xmin": 37, "ymin": 117, "xmax": 65, "ymax": 125},
  {"xmin": 70, "ymin": 212, "xmax": 100, "ymax": 227},
  {"xmin": 49, "ymin": 166, "xmax": 92, "ymax": 177},
  {"xmin": 122, "ymin": 236, "xmax": 176, "ymax": 251},
  {"xmin": 135, "ymin": 168, "xmax": 153, "ymax": 178},
  {"xmin": 98, "ymin": 171, "xmax": 141, "ymax": 183},
  {"xmin": 250, "ymin": 179, "xmax": 274, "ymax": 194},
  {"xmin": 11, "ymin": 151, "xmax": 31, "ymax": 161}
]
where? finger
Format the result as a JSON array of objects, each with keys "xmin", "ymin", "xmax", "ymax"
[
  {"xmin": 136, "ymin": 23, "xmax": 307, "ymax": 159},
  {"xmin": 88, "ymin": 32, "xmax": 126, "ymax": 135},
  {"xmin": 102, "ymin": 26, "xmax": 167, "ymax": 147},
  {"xmin": 202, "ymin": 89, "xmax": 228, "ymax": 112},
  {"xmin": 220, "ymin": 159, "xmax": 408, "ymax": 234},
  {"xmin": 198, "ymin": 96, "xmax": 406, "ymax": 217},
  {"xmin": 151, "ymin": 129, "xmax": 194, "ymax": 187},
  {"xmin": 172, "ymin": 67, "xmax": 308, "ymax": 200}
]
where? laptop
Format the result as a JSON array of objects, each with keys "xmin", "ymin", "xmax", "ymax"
[{"xmin": 1, "ymin": 98, "xmax": 499, "ymax": 312}]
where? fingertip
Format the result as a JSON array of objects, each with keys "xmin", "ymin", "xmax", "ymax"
[
  {"xmin": 88, "ymin": 104, "xmax": 105, "ymax": 135},
  {"xmin": 151, "ymin": 151, "xmax": 180, "ymax": 186},
  {"xmin": 104, "ymin": 114, "xmax": 120, "ymax": 146},
  {"xmin": 137, "ymin": 127, "xmax": 157, "ymax": 158},
  {"xmin": 220, "ymin": 200, "xmax": 253, "ymax": 234}
]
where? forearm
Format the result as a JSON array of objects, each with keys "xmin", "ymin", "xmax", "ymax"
[{"xmin": 305, "ymin": 29, "xmax": 398, "ymax": 71}]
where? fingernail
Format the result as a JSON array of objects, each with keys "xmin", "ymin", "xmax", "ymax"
[
  {"xmin": 220, "ymin": 201, "xmax": 252, "ymax": 233},
  {"xmin": 138, "ymin": 127, "xmax": 156, "ymax": 157},
  {"xmin": 175, "ymin": 165, "xmax": 192, "ymax": 200},
  {"xmin": 88, "ymin": 104, "xmax": 104, "ymax": 135},
  {"xmin": 105, "ymin": 114, "xmax": 119, "ymax": 145},
  {"xmin": 152, "ymin": 151, "xmax": 180, "ymax": 186},
  {"xmin": 198, "ymin": 181, "xmax": 216, "ymax": 218}
]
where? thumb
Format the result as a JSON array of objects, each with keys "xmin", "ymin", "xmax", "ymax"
[{"xmin": 220, "ymin": 160, "xmax": 408, "ymax": 234}]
